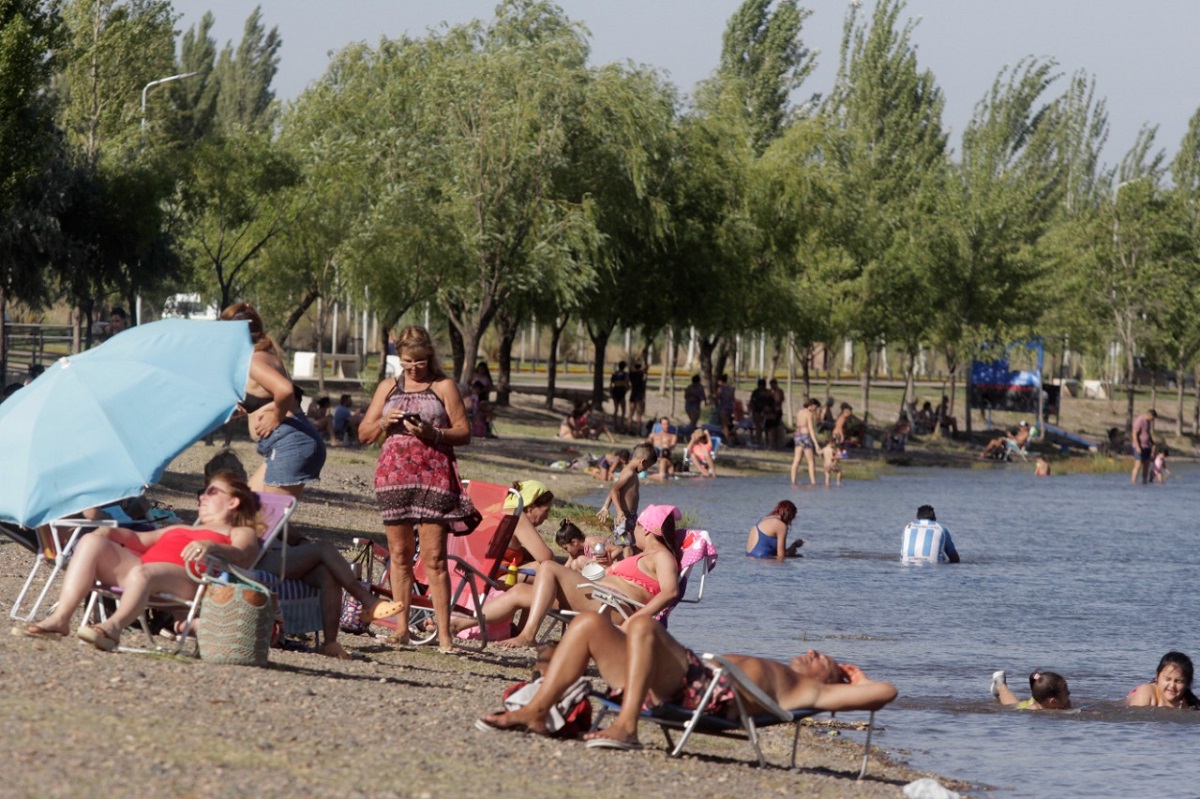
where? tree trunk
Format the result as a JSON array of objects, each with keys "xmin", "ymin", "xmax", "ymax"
[
  {"xmin": 860, "ymin": 367, "xmax": 872, "ymax": 430},
  {"xmin": 315, "ymin": 297, "xmax": 326, "ymax": 395},
  {"xmin": 545, "ymin": 315, "xmax": 569, "ymax": 411},
  {"xmin": 1125, "ymin": 345, "xmax": 1136, "ymax": 435},
  {"xmin": 589, "ymin": 332, "xmax": 609, "ymax": 408},
  {"xmin": 278, "ymin": 280, "xmax": 321, "ymax": 350},
  {"xmin": 495, "ymin": 312, "xmax": 519, "ymax": 407},
  {"xmin": 1175, "ymin": 378, "xmax": 1185, "ymax": 436},
  {"xmin": 447, "ymin": 324, "xmax": 466, "ymax": 383},
  {"xmin": 0, "ymin": 285, "xmax": 7, "ymax": 385},
  {"xmin": 698, "ymin": 337, "xmax": 718, "ymax": 400},
  {"xmin": 801, "ymin": 346, "xmax": 811, "ymax": 402}
]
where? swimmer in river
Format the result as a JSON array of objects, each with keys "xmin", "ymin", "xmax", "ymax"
[
  {"xmin": 1124, "ymin": 651, "xmax": 1200, "ymax": 709},
  {"xmin": 990, "ymin": 669, "xmax": 1071, "ymax": 710}
]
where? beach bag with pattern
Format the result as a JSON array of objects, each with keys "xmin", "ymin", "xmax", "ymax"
[{"xmin": 196, "ymin": 569, "xmax": 274, "ymax": 666}]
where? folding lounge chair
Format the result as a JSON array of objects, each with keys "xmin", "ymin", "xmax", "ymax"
[
  {"xmin": 568, "ymin": 529, "xmax": 718, "ymax": 626},
  {"xmin": 81, "ymin": 493, "xmax": 297, "ymax": 654},
  {"xmin": 592, "ymin": 653, "xmax": 877, "ymax": 778},
  {"xmin": 245, "ymin": 494, "xmax": 324, "ymax": 642},
  {"xmin": 357, "ymin": 480, "xmax": 521, "ymax": 649},
  {"xmin": 9, "ymin": 517, "xmax": 118, "ymax": 623}
]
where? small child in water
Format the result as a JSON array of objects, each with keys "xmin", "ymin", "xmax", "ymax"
[
  {"xmin": 1034, "ymin": 455, "xmax": 1051, "ymax": 477},
  {"xmin": 991, "ymin": 669, "xmax": 1071, "ymax": 710},
  {"xmin": 1152, "ymin": 447, "xmax": 1170, "ymax": 484},
  {"xmin": 820, "ymin": 440, "xmax": 842, "ymax": 486}
]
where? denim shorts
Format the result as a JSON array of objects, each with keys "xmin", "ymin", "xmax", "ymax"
[{"xmin": 255, "ymin": 415, "xmax": 327, "ymax": 487}]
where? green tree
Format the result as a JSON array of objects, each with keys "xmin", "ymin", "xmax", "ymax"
[
  {"xmin": 422, "ymin": 0, "xmax": 595, "ymax": 382},
  {"xmin": 55, "ymin": 0, "xmax": 176, "ymax": 335},
  {"xmin": 1096, "ymin": 130, "xmax": 1172, "ymax": 432},
  {"xmin": 0, "ymin": 0, "xmax": 64, "ymax": 374},
  {"xmin": 167, "ymin": 10, "xmax": 219, "ymax": 144},
  {"xmin": 1160, "ymin": 108, "xmax": 1200, "ymax": 433},
  {"xmin": 212, "ymin": 5, "xmax": 280, "ymax": 133},
  {"xmin": 719, "ymin": 0, "xmax": 817, "ymax": 155},
  {"xmin": 824, "ymin": 0, "xmax": 948, "ymax": 423},
  {"xmin": 170, "ymin": 130, "xmax": 300, "ymax": 309},
  {"xmin": 932, "ymin": 58, "xmax": 1067, "ymax": 416}
]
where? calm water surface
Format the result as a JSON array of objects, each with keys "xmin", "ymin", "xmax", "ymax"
[{"xmin": 589, "ymin": 465, "xmax": 1200, "ymax": 798}]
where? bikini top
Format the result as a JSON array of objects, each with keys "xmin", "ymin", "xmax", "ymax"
[
  {"xmin": 608, "ymin": 553, "xmax": 662, "ymax": 597},
  {"xmin": 241, "ymin": 393, "xmax": 272, "ymax": 413}
]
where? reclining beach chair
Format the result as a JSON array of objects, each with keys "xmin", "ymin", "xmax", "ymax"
[
  {"xmin": 539, "ymin": 529, "xmax": 719, "ymax": 644},
  {"xmin": 355, "ymin": 480, "xmax": 521, "ymax": 649},
  {"xmin": 593, "ymin": 654, "xmax": 877, "ymax": 778},
  {"xmin": 80, "ymin": 493, "xmax": 297, "ymax": 654},
  {"xmin": 8, "ymin": 517, "xmax": 117, "ymax": 623},
  {"xmin": 246, "ymin": 493, "xmax": 323, "ymax": 642},
  {"xmin": 587, "ymin": 528, "xmax": 717, "ymax": 626}
]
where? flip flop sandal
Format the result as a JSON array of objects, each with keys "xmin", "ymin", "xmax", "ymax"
[
  {"xmin": 584, "ymin": 737, "xmax": 643, "ymax": 751},
  {"xmin": 77, "ymin": 625, "xmax": 119, "ymax": 652},
  {"xmin": 11, "ymin": 624, "xmax": 65, "ymax": 640}
]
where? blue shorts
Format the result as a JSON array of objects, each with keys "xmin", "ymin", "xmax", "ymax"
[
  {"xmin": 1135, "ymin": 446, "xmax": 1152, "ymax": 462},
  {"xmin": 256, "ymin": 415, "xmax": 327, "ymax": 487}
]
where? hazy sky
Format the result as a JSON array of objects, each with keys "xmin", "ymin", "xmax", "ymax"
[{"xmin": 170, "ymin": 0, "xmax": 1198, "ymax": 166}]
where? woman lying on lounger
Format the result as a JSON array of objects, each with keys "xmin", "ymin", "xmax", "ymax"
[
  {"xmin": 13, "ymin": 470, "xmax": 262, "ymax": 651},
  {"xmin": 477, "ymin": 611, "xmax": 898, "ymax": 750},
  {"xmin": 452, "ymin": 504, "xmax": 683, "ymax": 648}
]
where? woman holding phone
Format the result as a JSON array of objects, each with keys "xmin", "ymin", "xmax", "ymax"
[{"xmin": 361, "ymin": 326, "xmax": 475, "ymax": 651}]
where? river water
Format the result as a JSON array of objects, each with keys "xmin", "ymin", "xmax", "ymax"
[{"xmin": 588, "ymin": 465, "xmax": 1200, "ymax": 798}]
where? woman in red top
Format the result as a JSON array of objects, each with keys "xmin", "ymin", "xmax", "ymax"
[{"xmin": 14, "ymin": 470, "xmax": 261, "ymax": 652}]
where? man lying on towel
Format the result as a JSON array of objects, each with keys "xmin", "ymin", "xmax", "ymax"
[{"xmin": 476, "ymin": 611, "xmax": 898, "ymax": 750}]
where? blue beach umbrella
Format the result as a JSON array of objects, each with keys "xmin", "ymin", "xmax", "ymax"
[{"xmin": 0, "ymin": 318, "xmax": 252, "ymax": 528}]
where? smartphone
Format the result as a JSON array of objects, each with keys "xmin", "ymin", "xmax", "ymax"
[{"xmin": 399, "ymin": 413, "xmax": 422, "ymax": 426}]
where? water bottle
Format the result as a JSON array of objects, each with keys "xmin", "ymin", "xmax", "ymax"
[{"xmin": 504, "ymin": 559, "xmax": 518, "ymax": 588}]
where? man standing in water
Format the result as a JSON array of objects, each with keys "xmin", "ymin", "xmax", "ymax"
[{"xmin": 1131, "ymin": 408, "xmax": 1157, "ymax": 485}]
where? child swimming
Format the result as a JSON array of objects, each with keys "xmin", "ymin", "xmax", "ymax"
[
  {"xmin": 1124, "ymin": 651, "xmax": 1200, "ymax": 709},
  {"xmin": 990, "ymin": 669, "xmax": 1071, "ymax": 710}
]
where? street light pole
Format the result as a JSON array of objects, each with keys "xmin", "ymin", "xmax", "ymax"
[
  {"xmin": 140, "ymin": 71, "xmax": 198, "ymax": 131},
  {"xmin": 134, "ymin": 72, "xmax": 198, "ymax": 326}
]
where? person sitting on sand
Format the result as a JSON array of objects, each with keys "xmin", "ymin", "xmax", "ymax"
[
  {"xmin": 647, "ymin": 417, "xmax": 677, "ymax": 479},
  {"xmin": 476, "ymin": 610, "xmax": 898, "ymax": 750},
  {"xmin": 307, "ymin": 396, "xmax": 334, "ymax": 440},
  {"xmin": 1124, "ymin": 651, "xmax": 1200, "ymax": 709},
  {"xmin": 745, "ymin": 500, "xmax": 803, "ymax": 560},
  {"xmin": 558, "ymin": 520, "xmax": 621, "ymax": 573},
  {"xmin": 832, "ymin": 403, "xmax": 863, "ymax": 448},
  {"xmin": 981, "ymin": 421, "xmax": 1030, "ymax": 459},
  {"xmin": 451, "ymin": 504, "xmax": 683, "ymax": 648},
  {"xmin": 687, "ymin": 428, "xmax": 716, "ymax": 478},
  {"xmin": 587, "ymin": 449, "xmax": 630, "ymax": 482},
  {"xmin": 990, "ymin": 669, "xmax": 1071, "ymax": 710}
]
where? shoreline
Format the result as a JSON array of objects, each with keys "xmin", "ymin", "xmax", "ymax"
[{"xmin": 0, "ymin": 392, "xmax": 1016, "ymax": 798}]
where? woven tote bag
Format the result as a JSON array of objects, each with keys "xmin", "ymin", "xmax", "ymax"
[{"xmin": 197, "ymin": 570, "xmax": 274, "ymax": 666}]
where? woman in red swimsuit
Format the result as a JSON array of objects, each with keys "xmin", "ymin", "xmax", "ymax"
[
  {"xmin": 14, "ymin": 470, "xmax": 262, "ymax": 652},
  {"xmin": 453, "ymin": 504, "xmax": 684, "ymax": 647}
]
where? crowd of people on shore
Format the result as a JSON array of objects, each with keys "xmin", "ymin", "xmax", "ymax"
[{"xmin": 8, "ymin": 321, "xmax": 1194, "ymax": 785}]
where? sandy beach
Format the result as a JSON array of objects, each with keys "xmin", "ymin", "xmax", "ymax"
[{"xmin": 0, "ymin": 391, "xmax": 1018, "ymax": 798}]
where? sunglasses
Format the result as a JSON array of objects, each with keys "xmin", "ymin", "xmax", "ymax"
[
  {"xmin": 400, "ymin": 358, "xmax": 428, "ymax": 368},
  {"xmin": 197, "ymin": 484, "xmax": 231, "ymax": 500}
]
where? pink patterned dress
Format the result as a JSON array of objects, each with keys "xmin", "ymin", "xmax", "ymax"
[{"xmin": 374, "ymin": 381, "xmax": 476, "ymax": 527}]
